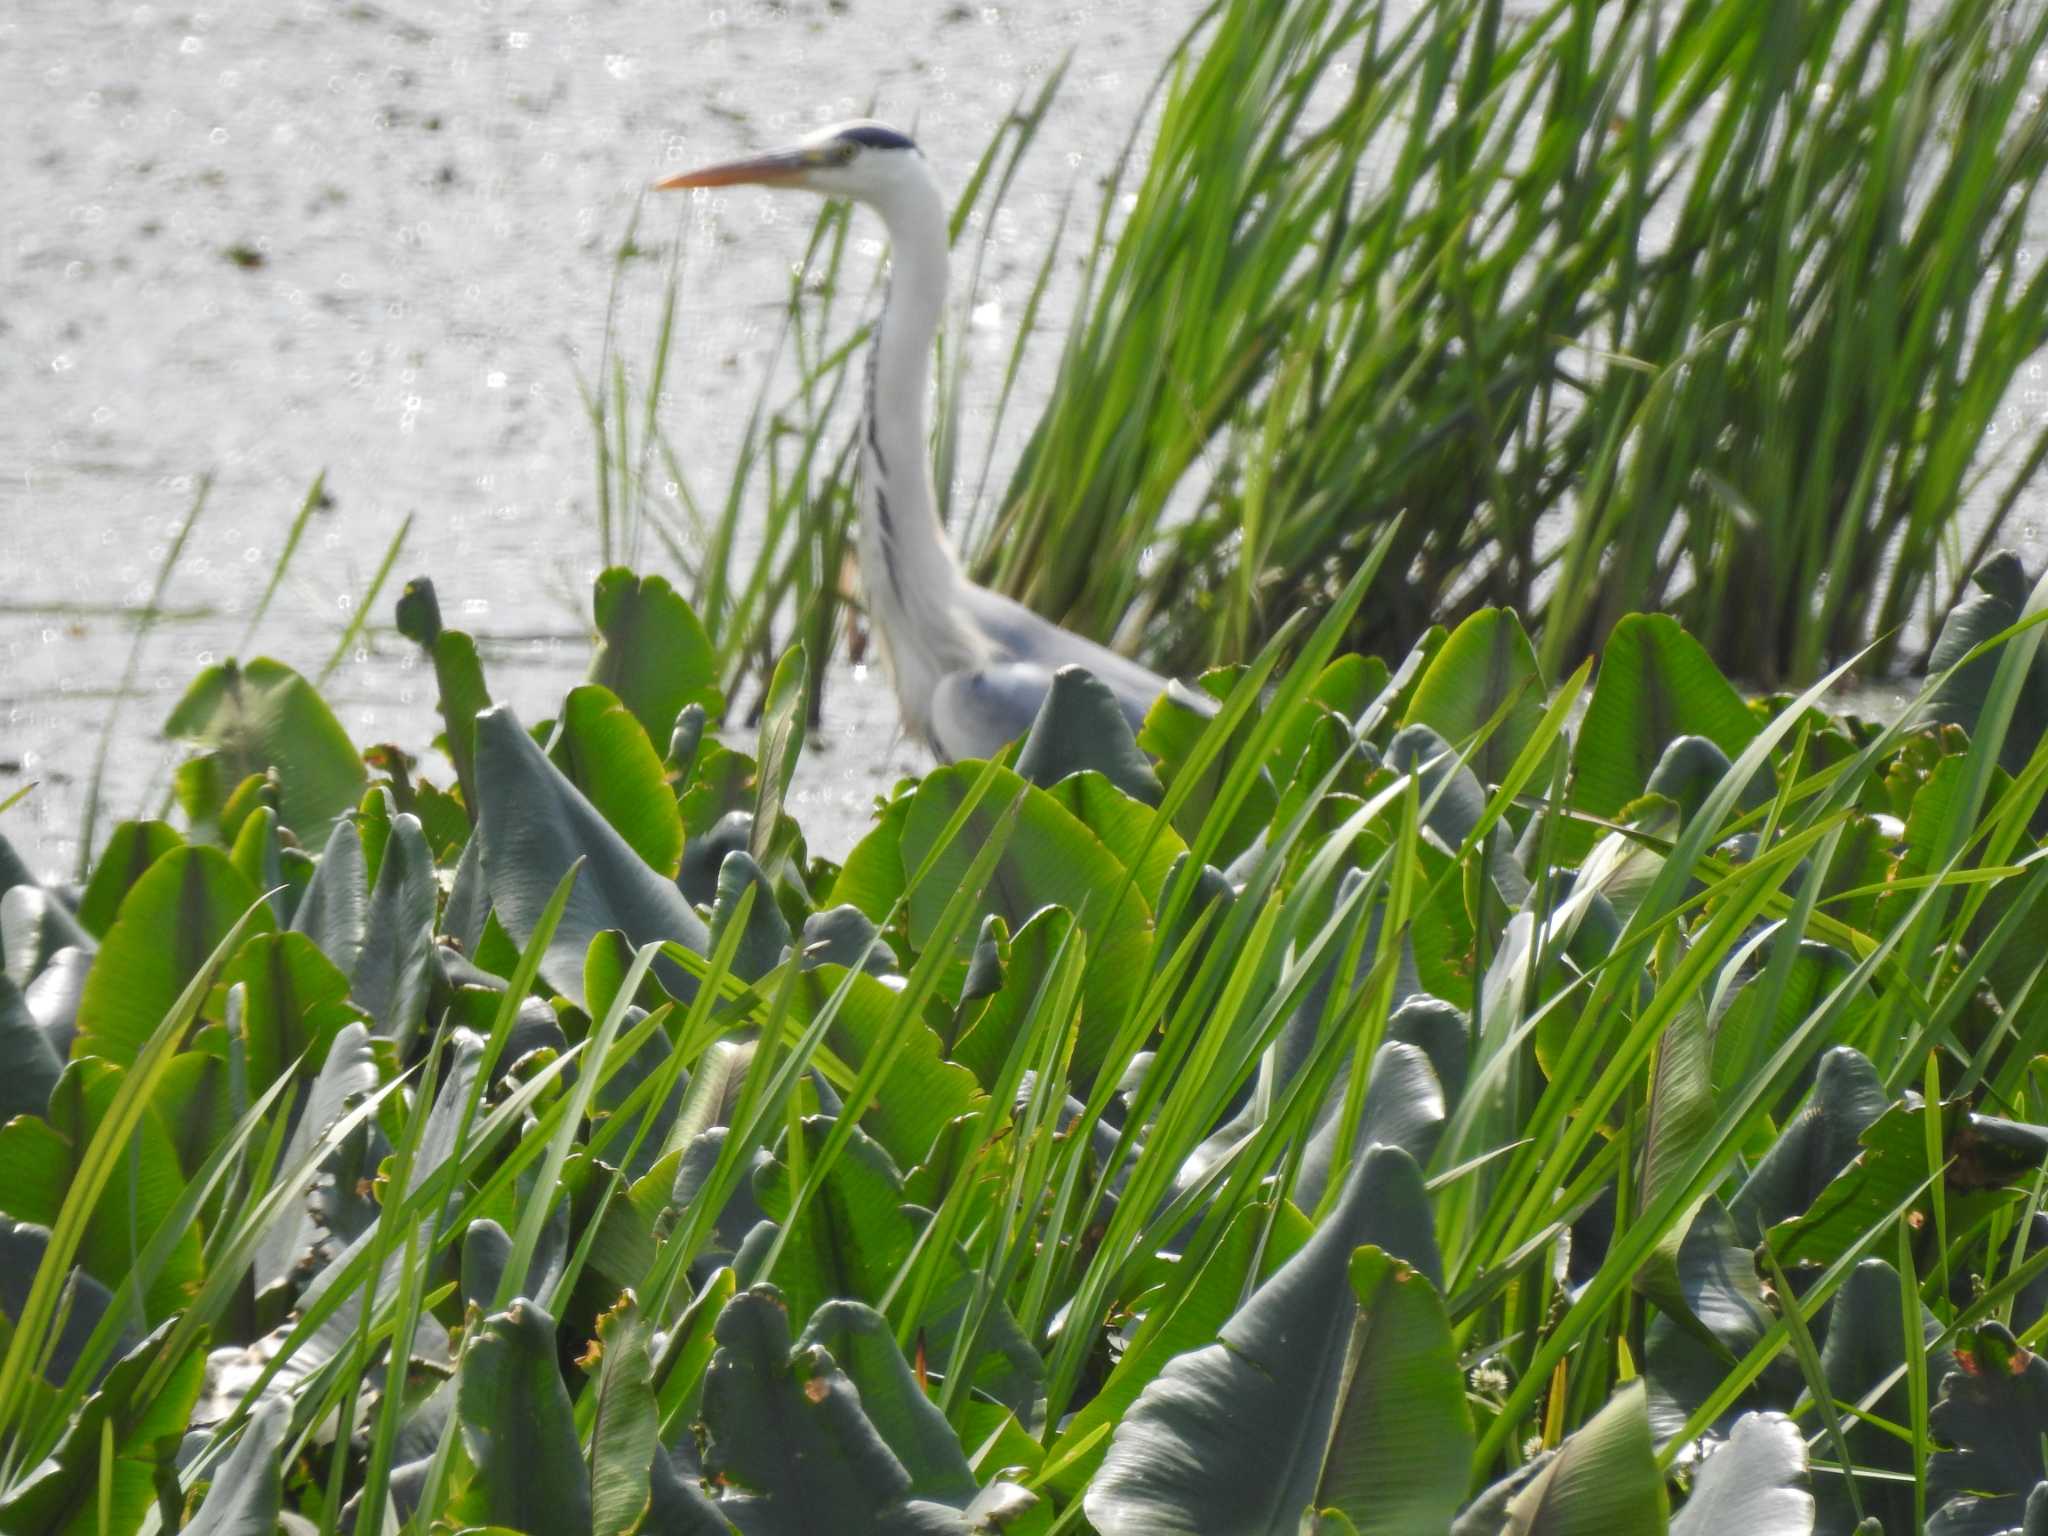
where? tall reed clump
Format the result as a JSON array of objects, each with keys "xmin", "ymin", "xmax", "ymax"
[
  {"xmin": 974, "ymin": 0, "xmax": 2048, "ymax": 685},
  {"xmin": 604, "ymin": 0, "xmax": 2048, "ymax": 711}
]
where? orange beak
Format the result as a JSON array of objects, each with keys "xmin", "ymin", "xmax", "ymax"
[{"xmin": 652, "ymin": 149, "xmax": 813, "ymax": 191}]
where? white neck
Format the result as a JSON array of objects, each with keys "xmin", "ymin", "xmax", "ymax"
[{"xmin": 856, "ymin": 165, "xmax": 985, "ymax": 739}]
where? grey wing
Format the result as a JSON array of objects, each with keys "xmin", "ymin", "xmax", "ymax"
[
  {"xmin": 929, "ymin": 661, "xmax": 1060, "ymax": 762},
  {"xmin": 960, "ymin": 584, "xmax": 1197, "ymax": 730}
]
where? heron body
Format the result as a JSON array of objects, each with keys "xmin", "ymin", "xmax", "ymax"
[{"xmin": 657, "ymin": 120, "xmax": 1203, "ymax": 761}]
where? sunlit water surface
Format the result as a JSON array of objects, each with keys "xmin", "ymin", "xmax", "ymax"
[
  {"xmin": 7, "ymin": 2, "xmax": 2048, "ymax": 883},
  {"xmin": 1, "ymin": 0, "xmax": 1180, "ymax": 878}
]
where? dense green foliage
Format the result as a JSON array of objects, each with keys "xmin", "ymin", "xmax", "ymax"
[{"xmin": 13, "ymin": 551, "xmax": 2048, "ymax": 1531}]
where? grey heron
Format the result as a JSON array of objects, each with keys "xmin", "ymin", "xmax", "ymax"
[{"xmin": 655, "ymin": 120, "xmax": 1209, "ymax": 762}]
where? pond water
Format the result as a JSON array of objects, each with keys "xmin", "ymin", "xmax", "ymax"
[
  {"xmin": 1, "ymin": 0, "xmax": 1186, "ymax": 879},
  {"xmin": 7, "ymin": 1, "xmax": 2048, "ymax": 885}
]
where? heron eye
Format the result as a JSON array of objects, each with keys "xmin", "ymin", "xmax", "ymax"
[{"xmin": 831, "ymin": 142, "xmax": 858, "ymax": 165}]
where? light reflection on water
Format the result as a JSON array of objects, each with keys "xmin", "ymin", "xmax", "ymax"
[{"xmin": 0, "ymin": 0, "xmax": 1169, "ymax": 878}]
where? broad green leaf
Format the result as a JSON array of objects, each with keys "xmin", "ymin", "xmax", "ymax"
[
  {"xmin": 1729, "ymin": 1047, "xmax": 1888, "ymax": 1243},
  {"xmin": 898, "ymin": 762, "xmax": 1151, "ymax": 1088},
  {"xmin": 223, "ymin": 931, "xmax": 366, "ymax": 1101},
  {"xmin": 1494, "ymin": 1380, "xmax": 1665, "ymax": 1536},
  {"xmin": 832, "ymin": 789, "xmax": 916, "ymax": 926},
  {"xmin": 1311, "ymin": 1247, "xmax": 1472, "ymax": 1535},
  {"xmin": 292, "ymin": 816, "xmax": 368, "ymax": 976},
  {"xmin": 1767, "ymin": 1098, "xmax": 2047, "ymax": 1267},
  {"xmin": 456, "ymin": 1298, "xmax": 592, "ymax": 1535},
  {"xmin": 0, "ymin": 971, "xmax": 61, "ymax": 1123},
  {"xmin": 1041, "ymin": 771, "xmax": 1188, "ymax": 910},
  {"xmin": 1085, "ymin": 1146, "xmax": 1439, "ymax": 1535},
  {"xmin": 74, "ymin": 819, "xmax": 182, "ymax": 938},
  {"xmin": 1567, "ymin": 614, "xmax": 1757, "ymax": 860},
  {"xmin": 0, "ymin": 1218, "xmax": 129, "ymax": 1388},
  {"xmin": 1043, "ymin": 1200, "xmax": 1309, "ymax": 1501},
  {"xmin": 0, "ymin": 1058, "xmax": 205, "ymax": 1319},
  {"xmin": 163, "ymin": 656, "xmax": 366, "ymax": 842},
  {"xmin": 741, "ymin": 1118, "xmax": 1036, "ymax": 1411},
  {"xmin": 785, "ymin": 965, "xmax": 980, "ymax": 1172},
  {"xmin": 711, "ymin": 852, "xmax": 792, "ymax": 983},
  {"xmin": 184, "ymin": 1395, "xmax": 290, "ymax": 1536},
  {"xmin": 472, "ymin": 704, "xmax": 710, "ymax": 1006},
  {"xmin": 589, "ymin": 1291, "xmax": 663, "ymax": 1536},
  {"xmin": 556, "ymin": 683, "xmax": 686, "ymax": 878},
  {"xmin": 589, "ymin": 568, "xmax": 724, "ymax": 743},
  {"xmin": 1926, "ymin": 552, "xmax": 2048, "ymax": 773},
  {"xmin": 2, "ymin": 885, "xmax": 93, "ymax": 989},
  {"xmin": 1928, "ymin": 1322, "xmax": 2048, "ymax": 1532},
  {"xmin": 1015, "ymin": 666, "xmax": 1164, "ymax": 805},
  {"xmin": 699, "ymin": 1285, "xmax": 969, "ymax": 1534},
  {"xmin": 1672, "ymin": 1416, "xmax": 1816, "ymax": 1536},
  {"xmin": 797, "ymin": 1300, "xmax": 978, "ymax": 1504},
  {"xmin": 251, "ymin": 1020, "xmax": 382, "ymax": 1298},
  {"xmin": 1403, "ymin": 607, "xmax": 1544, "ymax": 787},
  {"xmin": 0, "ymin": 1319, "xmax": 204, "ymax": 1536},
  {"xmin": 71, "ymin": 845, "xmax": 271, "ymax": 1067},
  {"xmin": 353, "ymin": 809, "xmax": 436, "ymax": 1049}
]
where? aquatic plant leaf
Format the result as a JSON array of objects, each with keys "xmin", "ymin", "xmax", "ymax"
[
  {"xmin": 183, "ymin": 1394, "xmax": 290, "ymax": 1536},
  {"xmin": 0, "ymin": 1319, "xmax": 204, "ymax": 1536},
  {"xmin": 353, "ymin": 810, "xmax": 436, "ymax": 1049},
  {"xmin": 70, "ymin": 845, "xmax": 270, "ymax": 1068},
  {"xmin": 711, "ymin": 850, "xmax": 792, "ymax": 983},
  {"xmin": 783, "ymin": 965, "xmax": 979, "ymax": 1173},
  {"xmin": 1305, "ymin": 1247, "xmax": 1472, "ymax": 1534},
  {"xmin": 1015, "ymin": 665, "xmax": 1164, "ymax": 805},
  {"xmin": 555, "ymin": 683, "xmax": 686, "ymax": 879},
  {"xmin": 898, "ymin": 761, "xmax": 1151, "ymax": 1089},
  {"xmin": 1042, "ymin": 1201, "xmax": 1311, "ymax": 1501},
  {"xmin": 292, "ymin": 816, "xmax": 368, "ymax": 976},
  {"xmin": 0, "ymin": 971, "xmax": 61, "ymax": 1123},
  {"xmin": 1668, "ymin": 1412, "xmax": 1813, "ymax": 1536},
  {"xmin": 1566, "ymin": 614, "xmax": 1757, "ymax": 860},
  {"xmin": 797, "ymin": 906, "xmax": 897, "ymax": 976},
  {"xmin": 1928, "ymin": 1322, "xmax": 2048, "ymax": 1533},
  {"xmin": 699, "ymin": 1285, "xmax": 971, "ymax": 1534},
  {"xmin": 796, "ymin": 1300, "xmax": 978, "ymax": 1505},
  {"xmin": 590, "ymin": 1292, "xmax": 663, "ymax": 1536},
  {"xmin": 74, "ymin": 819, "xmax": 182, "ymax": 938},
  {"xmin": 1085, "ymin": 1146, "xmax": 1439, "ymax": 1535},
  {"xmin": 1041, "ymin": 770, "xmax": 1188, "ymax": 910},
  {"xmin": 1296, "ymin": 1041, "xmax": 1446, "ymax": 1212},
  {"xmin": 1402, "ymin": 606, "xmax": 1545, "ymax": 787},
  {"xmin": 456, "ymin": 1298, "xmax": 592, "ymax": 1535},
  {"xmin": 1926, "ymin": 551, "xmax": 2048, "ymax": 773},
  {"xmin": 2, "ymin": 884, "xmax": 93, "ymax": 990},
  {"xmin": 1468, "ymin": 1380, "xmax": 1665, "ymax": 1536},
  {"xmin": 1729, "ymin": 1047, "xmax": 1888, "ymax": 1244},
  {"xmin": 589, "ymin": 568, "xmax": 724, "ymax": 743},
  {"xmin": 741, "ymin": 1118, "xmax": 1034, "ymax": 1412},
  {"xmin": 950, "ymin": 906, "xmax": 1075, "ymax": 1092},
  {"xmin": 223, "ymin": 931, "xmax": 365, "ymax": 1102},
  {"xmin": 0, "ymin": 1058, "xmax": 205, "ymax": 1319},
  {"xmin": 251, "ymin": 1020, "xmax": 381, "ymax": 1298},
  {"xmin": 163, "ymin": 656, "xmax": 366, "ymax": 843},
  {"xmin": 0, "ymin": 1218, "xmax": 129, "ymax": 1389},
  {"xmin": 471, "ymin": 704, "xmax": 709, "ymax": 1006}
]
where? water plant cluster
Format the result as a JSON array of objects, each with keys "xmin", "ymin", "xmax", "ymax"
[{"xmin": 13, "ymin": 542, "xmax": 2048, "ymax": 1532}]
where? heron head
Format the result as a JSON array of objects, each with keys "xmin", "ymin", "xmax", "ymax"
[{"xmin": 653, "ymin": 120, "xmax": 924, "ymax": 203}]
